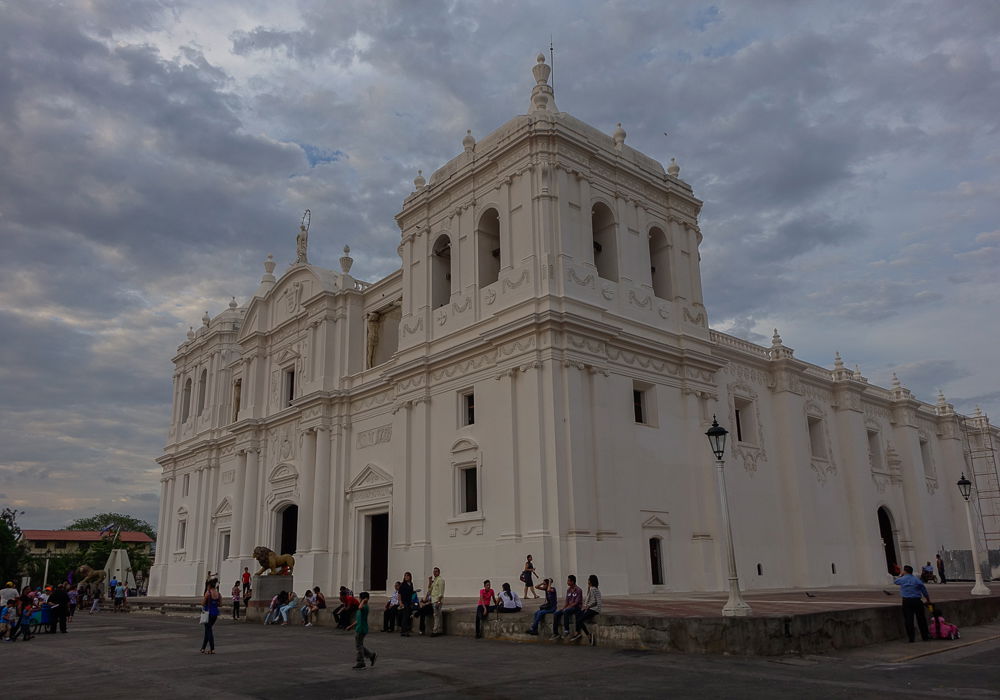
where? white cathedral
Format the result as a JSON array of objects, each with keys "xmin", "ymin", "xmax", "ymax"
[{"xmin": 149, "ymin": 55, "xmax": 999, "ymax": 598}]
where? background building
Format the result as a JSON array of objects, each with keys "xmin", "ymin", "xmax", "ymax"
[
  {"xmin": 150, "ymin": 55, "xmax": 999, "ymax": 597},
  {"xmin": 21, "ymin": 530, "xmax": 154, "ymax": 557}
]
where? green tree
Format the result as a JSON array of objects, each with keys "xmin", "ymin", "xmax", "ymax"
[
  {"xmin": 66, "ymin": 512, "xmax": 156, "ymax": 540},
  {"xmin": 0, "ymin": 507, "xmax": 29, "ymax": 583}
]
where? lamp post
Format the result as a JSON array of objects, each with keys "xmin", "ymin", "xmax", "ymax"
[
  {"xmin": 956, "ymin": 474, "xmax": 991, "ymax": 595},
  {"xmin": 705, "ymin": 416, "xmax": 752, "ymax": 616}
]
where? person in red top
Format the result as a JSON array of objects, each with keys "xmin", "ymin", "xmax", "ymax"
[
  {"xmin": 241, "ymin": 568, "xmax": 252, "ymax": 596},
  {"xmin": 334, "ymin": 587, "xmax": 360, "ymax": 629},
  {"xmin": 474, "ymin": 579, "xmax": 497, "ymax": 639}
]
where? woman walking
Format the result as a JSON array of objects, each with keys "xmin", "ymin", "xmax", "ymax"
[
  {"xmin": 521, "ymin": 555, "xmax": 539, "ymax": 599},
  {"xmin": 200, "ymin": 580, "xmax": 221, "ymax": 654}
]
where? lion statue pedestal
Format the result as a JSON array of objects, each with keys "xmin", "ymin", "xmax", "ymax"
[{"xmin": 246, "ymin": 573, "xmax": 294, "ymax": 623}]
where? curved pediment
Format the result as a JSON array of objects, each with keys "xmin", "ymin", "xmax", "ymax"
[
  {"xmin": 450, "ymin": 437, "xmax": 480, "ymax": 454},
  {"xmin": 237, "ymin": 265, "xmax": 340, "ymax": 342},
  {"xmin": 269, "ymin": 463, "xmax": 298, "ymax": 483}
]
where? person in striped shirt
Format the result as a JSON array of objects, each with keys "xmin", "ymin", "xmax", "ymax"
[{"xmin": 570, "ymin": 575, "xmax": 602, "ymax": 645}]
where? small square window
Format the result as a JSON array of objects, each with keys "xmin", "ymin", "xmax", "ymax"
[
  {"xmin": 460, "ymin": 466, "xmax": 478, "ymax": 513},
  {"xmin": 459, "ymin": 389, "xmax": 475, "ymax": 427}
]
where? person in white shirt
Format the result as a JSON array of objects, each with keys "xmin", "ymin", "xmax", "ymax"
[
  {"xmin": 496, "ymin": 582, "xmax": 522, "ymax": 613},
  {"xmin": 0, "ymin": 582, "xmax": 18, "ymax": 607},
  {"xmin": 382, "ymin": 581, "xmax": 401, "ymax": 632}
]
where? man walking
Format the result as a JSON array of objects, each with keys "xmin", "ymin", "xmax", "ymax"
[
  {"xmin": 894, "ymin": 565, "xmax": 931, "ymax": 642},
  {"xmin": 429, "ymin": 567, "xmax": 445, "ymax": 636}
]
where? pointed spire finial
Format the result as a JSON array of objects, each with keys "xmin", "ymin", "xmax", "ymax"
[
  {"xmin": 413, "ymin": 169, "xmax": 426, "ymax": 189},
  {"xmin": 834, "ymin": 351, "xmax": 844, "ymax": 370},
  {"xmin": 771, "ymin": 328, "xmax": 783, "ymax": 347},
  {"xmin": 891, "ymin": 372, "xmax": 901, "ymax": 389},
  {"xmin": 529, "ymin": 52, "xmax": 557, "ymax": 113},
  {"xmin": 937, "ymin": 389, "xmax": 947, "ymax": 406}
]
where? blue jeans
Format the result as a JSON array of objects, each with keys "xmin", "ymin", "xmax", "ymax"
[
  {"xmin": 552, "ymin": 607, "xmax": 575, "ymax": 634},
  {"xmin": 529, "ymin": 607, "xmax": 552, "ymax": 633}
]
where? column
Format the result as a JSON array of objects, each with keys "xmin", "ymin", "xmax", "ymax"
[
  {"xmin": 298, "ymin": 429, "xmax": 316, "ymax": 553},
  {"xmin": 154, "ymin": 478, "xmax": 169, "ymax": 566},
  {"xmin": 239, "ymin": 447, "xmax": 260, "ymax": 557},
  {"xmin": 192, "ymin": 467, "xmax": 206, "ymax": 563},
  {"xmin": 311, "ymin": 425, "xmax": 332, "ymax": 551},
  {"xmin": 499, "ymin": 370, "xmax": 521, "ymax": 539},
  {"xmin": 161, "ymin": 476, "xmax": 176, "ymax": 558},
  {"xmin": 231, "ymin": 450, "xmax": 247, "ymax": 554}
]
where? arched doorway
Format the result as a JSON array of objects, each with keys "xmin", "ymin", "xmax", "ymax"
[
  {"xmin": 877, "ymin": 506, "xmax": 898, "ymax": 574},
  {"xmin": 276, "ymin": 504, "xmax": 298, "ymax": 556}
]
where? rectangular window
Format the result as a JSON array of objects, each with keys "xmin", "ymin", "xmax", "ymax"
[
  {"xmin": 284, "ymin": 368, "xmax": 295, "ymax": 407},
  {"xmin": 867, "ymin": 431, "xmax": 881, "ymax": 469},
  {"xmin": 733, "ymin": 397, "xmax": 757, "ymax": 445},
  {"xmin": 182, "ymin": 473, "xmax": 190, "ymax": 497},
  {"xmin": 808, "ymin": 416, "xmax": 827, "ymax": 459},
  {"xmin": 920, "ymin": 439, "xmax": 935, "ymax": 477},
  {"xmin": 632, "ymin": 381, "xmax": 657, "ymax": 426},
  {"xmin": 460, "ymin": 466, "xmax": 478, "ymax": 513},
  {"xmin": 177, "ymin": 521, "xmax": 187, "ymax": 550},
  {"xmin": 221, "ymin": 532, "xmax": 231, "ymax": 560},
  {"xmin": 232, "ymin": 379, "xmax": 242, "ymax": 423},
  {"xmin": 460, "ymin": 389, "xmax": 475, "ymax": 427},
  {"xmin": 54, "ymin": 541, "xmax": 66, "ymax": 550}
]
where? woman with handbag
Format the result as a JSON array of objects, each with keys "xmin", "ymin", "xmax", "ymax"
[
  {"xmin": 200, "ymin": 580, "xmax": 221, "ymax": 654},
  {"xmin": 521, "ymin": 555, "xmax": 539, "ymax": 599}
]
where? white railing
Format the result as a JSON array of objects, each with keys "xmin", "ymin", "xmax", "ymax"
[{"xmin": 710, "ymin": 330, "xmax": 770, "ymax": 358}]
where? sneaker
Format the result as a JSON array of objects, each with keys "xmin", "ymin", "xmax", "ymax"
[
  {"xmin": 353, "ymin": 663, "xmax": 366, "ymax": 670},
  {"xmin": 370, "ymin": 652, "xmax": 377, "ymax": 667},
  {"xmin": 569, "ymin": 633, "xmax": 583, "ymax": 642},
  {"xmin": 304, "ymin": 623, "xmax": 312, "ymax": 627},
  {"xmin": 549, "ymin": 633, "xmax": 561, "ymax": 641}
]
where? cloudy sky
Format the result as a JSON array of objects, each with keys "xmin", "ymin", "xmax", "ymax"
[{"xmin": 2, "ymin": 1, "xmax": 998, "ymax": 530}]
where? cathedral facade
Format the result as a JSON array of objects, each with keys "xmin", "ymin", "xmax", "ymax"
[{"xmin": 149, "ymin": 55, "xmax": 998, "ymax": 597}]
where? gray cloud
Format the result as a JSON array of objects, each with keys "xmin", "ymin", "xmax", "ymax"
[{"xmin": 2, "ymin": 0, "xmax": 999, "ymax": 528}]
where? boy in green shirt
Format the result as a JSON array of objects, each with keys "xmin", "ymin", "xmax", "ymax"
[{"xmin": 353, "ymin": 592, "xmax": 377, "ymax": 669}]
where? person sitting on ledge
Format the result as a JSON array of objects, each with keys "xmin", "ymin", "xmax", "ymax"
[
  {"xmin": 383, "ymin": 582, "xmax": 401, "ymax": 632},
  {"xmin": 496, "ymin": 582, "xmax": 522, "ymax": 613},
  {"xmin": 475, "ymin": 579, "xmax": 497, "ymax": 639},
  {"xmin": 527, "ymin": 579, "xmax": 557, "ymax": 635},
  {"xmin": 414, "ymin": 580, "xmax": 435, "ymax": 635},
  {"xmin": 334, "ymin": 587, "xmax": 360, "ymax": 629},
  {"xmin": 299, "ymin": 590, "xmax": 316, "ymax": 625},
  {"xmin": 279, "ymin": 591, "xmax": 299, "ymax": 625},
  {"xmin": 570, "ymin": 574, "xmax": 602, "ymax": 645},
  {"xmin": 551, "ymin": 575, "xmax": 582, "ymax": 640}
]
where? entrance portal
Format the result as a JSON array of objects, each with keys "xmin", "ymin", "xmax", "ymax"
[
  {"xmin": 277, "ymin": 505, "xmax": 298, "ymax": 555},
  {"xmin": 877, "ymin": 506, "xmax": 898, "ymax": 574},
  {"xmin": 367, "ymin": 513, "xmax": 389, "ymax": 591}
]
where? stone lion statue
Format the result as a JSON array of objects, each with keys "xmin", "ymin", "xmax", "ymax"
[
  {"xmin": 77, "ymin": 565, "xmax": 107, "ymax": 586},
  {"xmin": 253, "ymin": 546, "xmax": 295, "ymax": 576}
]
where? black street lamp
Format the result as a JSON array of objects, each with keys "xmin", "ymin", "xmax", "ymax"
[{"xmin": 705, "ymin": 417, "xmax": 728, "ymax": 461}]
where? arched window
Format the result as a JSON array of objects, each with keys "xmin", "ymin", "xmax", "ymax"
[
  {"xmin": 181, "ymin": 377, "xmax": 192, "ymax": 423},
  {"xmin": 591, "ymin": 202, "xmax": 618, "ymax": 282},
  {"xmin": 648, "ymin": 227, "xmax": 671, "ymax": 299},
  {"xmin": 197, "ymin": 369, "xmax": 208, "ymax": 416},
  {"xmin": 431, "ymin": 234, "xmax": 452, "ymax": 309},
  {"xmin": 477, "ymin": 208, "xmax": 501, "ymax": 288},
  {"xmin": 649, "ymin": 537, "xmax": 664, "ymax": 585}
]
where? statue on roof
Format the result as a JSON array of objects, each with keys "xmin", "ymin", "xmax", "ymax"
[{"xmin": 296, "ymin": 209, "xmax": 310, "ymax": 264}]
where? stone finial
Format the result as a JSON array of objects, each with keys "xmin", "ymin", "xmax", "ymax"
[
  {"xmin": 340, "ymin": 245, "xmax": 354, "ymax": 274},
  {"xmin": 202, "ymin": 311, "xmax": 211, "ymax": 327},
  {"xmin": 937, "ymin": 389, "xmax": 946, "ymax": 406},
  {"xmin": 463, "ymin": 129, "xmax": 476, "ymax": 153},
  {"xmin": 891, "ymin": 372, "xmax": 901, "ymax": 389},
  {"xmin": 529, "ymin": 52, "xmax": 557, "ymax": 113},
  {"xmin": 834, "ymin": 352, "xmax": 844, "ymax": 370},
  {"xmin": 613, "ymin": 122, "xmax": 626, "ymax": 149},
  {"xmin": 261, "ymin": 254, "xmax": 277, "ymax": 284},
  {"xmin": 187, "ymin": 326, "xmax": 195, "ymax": 340},
  {"xmin": 975, "ymin": 405, "xmax": 983, "ymax": 418},
  {"xmin": 667, "ymin": 157, "xmax": 681, "ymax": 177},
  {"xmin": 413, "ymin": 169, "xmax": 426, "ymax": 189},
  {"xmin": 771, "ymin": 328, "xmax": 783, "ymax": 347},
  {"xmin": 853, "ymin": 364, "xmax": 868, "ymax": 382},
  {"xmin": 229, "ymin": 297, "xmax": 238, "ymax": 310}
]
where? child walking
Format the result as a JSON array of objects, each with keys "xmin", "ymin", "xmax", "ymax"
[{"xmin": 352, "ymin": 592, "xmax": 377, "ymax": 670}]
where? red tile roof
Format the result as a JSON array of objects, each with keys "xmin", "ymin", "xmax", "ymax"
[{"xmin": 21, "ymin": 530, "xmax": 154, "ymax": 544}]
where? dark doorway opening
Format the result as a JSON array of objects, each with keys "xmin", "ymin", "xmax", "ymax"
[
  {"xmin": 649, "ymin": 537, "xmax": 664, "ymax": 586},
  {"xmin": 279, "ymin": 505, "xmax": 298, "ymax": 555},
  {"xmin": 877, "ymin": 506, "xmax": 898, "ymax": 574},
  {"xmin": 368, "ymin": 513, "xmax": 389, "ymax": 591}
]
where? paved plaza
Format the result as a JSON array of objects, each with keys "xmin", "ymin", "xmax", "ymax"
[{"xmin": 5, "ymin": 605, "xmax": 1000, "ymax": 699}]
